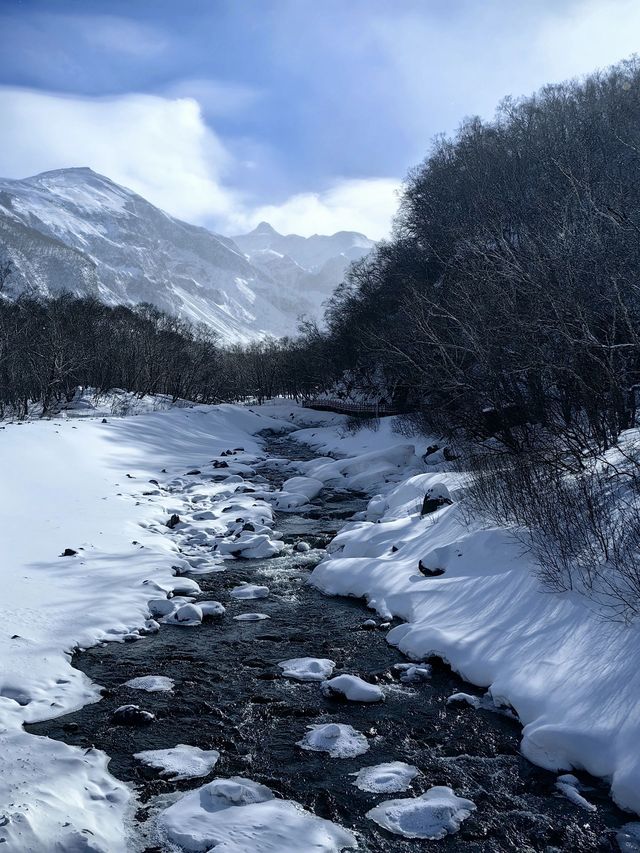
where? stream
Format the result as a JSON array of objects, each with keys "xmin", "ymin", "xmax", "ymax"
[{"xmin": 28, "ymin": 435, "xmax": 631, "ymax": 852}]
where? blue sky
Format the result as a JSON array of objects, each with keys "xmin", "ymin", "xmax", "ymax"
[{"xmin": 0, "ymin": 0, "xmax": 639, "ymax": 237}]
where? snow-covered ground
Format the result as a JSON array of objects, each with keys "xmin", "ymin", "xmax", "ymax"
[
  {"xmin": 0, "ymin": 401, "xmax": 296, "ymax": 852},
  {"xmin": 3, "ymin": 397, "xmax": 640, "ymax": 851},
  {"xmin": 285, "ymin": 405, "xmax": 640, "ymax": 818}
]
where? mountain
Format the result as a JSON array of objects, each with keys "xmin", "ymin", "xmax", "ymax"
[
  {"xmin": 0, "ymin": 168, "xmax": 373, "ymax": 342},
  {"xmin": 232, "ymin": 222, "xmax": 374, "ymax": 309}
]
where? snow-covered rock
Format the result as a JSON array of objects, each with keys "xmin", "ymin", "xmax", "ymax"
[
  {"xmin": 134, "ymin": 744, "xmax": 220, "ymax": 781},
  {"xmin": 278, "ymin": 657, "xmax": 336, "ymax": 682},
  {"xmin": 157, "ymin": 776, "xmax": 357, "ymax": 851},
  {"xmin": 320, "ymin": 674, "xmax": 384, "ymax": 703},
  {"xmin": 233, "ymin": 612, "xmax": 270, "ymax": 621},
  {"xmin": 165, "ymin": 602, "xmax": 203, "ymax": 626},
  {"xmin": 394, "ymin": 662, "xmax": 432, "ymax": 683},
  {"xmin": 230, "ymin": 584, "xmax": 270, "ymax": 600},
  {"xmin": 123, "ymin": 675, "xmax": 174, "ymax": 692},
  {"xmin": 555, "ymin": 774, "xmax": 597, "ymax": 812},
  {"xmin": 199, "ymin": 600, "xmax": 226, "ymax": 617},
  {"xmin": 366, "ymin": 786, "xmax": 476, "ymax": 840},
  {"xmin": 297, "ymin": 723, "xmax": 369, "ymax": 758},
  {"xmin": 351, "ymin": 761, "xmax": 420, "ymax": 793}
]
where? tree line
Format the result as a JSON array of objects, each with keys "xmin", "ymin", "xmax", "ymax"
[{"xmin": 0, "ymin": 291, "xmax": 337, "ymax": 417}]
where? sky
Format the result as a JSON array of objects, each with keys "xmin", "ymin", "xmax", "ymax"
[{"xmin": 0, "ymin": 0, "xmax": 639, "ymax": 239}]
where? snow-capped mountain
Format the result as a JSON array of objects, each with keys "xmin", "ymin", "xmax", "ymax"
[
  {"xmin": 233, "ymin": 221, "xmax": 374, "ymax": 308},
  {"xmin": 0, "ymin": 168, "xmax": 373, "ymax": 342}
]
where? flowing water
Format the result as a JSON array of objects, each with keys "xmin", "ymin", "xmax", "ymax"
[{"xmin": 28, "ymin": 436, "xmax": 631, "ymax": 852}]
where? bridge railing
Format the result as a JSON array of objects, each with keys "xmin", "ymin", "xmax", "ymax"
[{"xmin": 302, "ymin": 398, "xmax": 402, "ymax": 416}]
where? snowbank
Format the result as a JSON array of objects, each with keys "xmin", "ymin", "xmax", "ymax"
[
  {"xmin": 296, "ymin": 412, "xmax": 640, "ymax": 815},
  {"xmin": 0, "ymin": 402, "xmax": 292, "ymax": 852}
]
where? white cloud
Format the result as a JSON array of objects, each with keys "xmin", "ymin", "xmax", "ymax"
[
  {"xmin": 233, "ymin": 178, "xmax": 401, "ymax": 239},
  {"xmin": 162, "ymin": 78, "xmax": 261, "ymax": 117},
  {"xmin": 536, "ymin": 0, "xmax": 640, "ymax": 79},
  {"xmin": 0, "ymin": 87, "xmax": 238, "ymax": 224},
  {"xmin": 0, "ymin": 86, "xmax": 399, "ymax": 238}
]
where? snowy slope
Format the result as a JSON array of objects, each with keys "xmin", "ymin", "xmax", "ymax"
[
  {"xmin": 0, "ymin": 169, "xmax": 370, "ymax": 342},
  {"xmin": 232, "ymin": 221, "xmax": 374, "ymax": 309}
]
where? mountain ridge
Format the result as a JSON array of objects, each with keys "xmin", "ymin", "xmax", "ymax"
[{"xmin": 0, "ymin": 167, "xmax": 373, "ymax": 342}]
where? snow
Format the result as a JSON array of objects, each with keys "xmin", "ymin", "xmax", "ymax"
[
  {"xmin": 123, "ymin": 675, "xmax": 174, "ymax": 692},
  {"xmin": 297, "ymin": 411, "xmax": 640, "ymax": 815},
  {"xmin": 447, "ymin": 692, "xmax": 482, "ymax": 710},
  {"xmin": 394, "ymin": 662, "xmax": 432, "ymax": 683},
  {"xmin": 367, "ymin": 786, "xmax": 476, "ymax": 840},
  {"xmin": 351, "ymin": 761, "xmax": 420, "ymax": 793},
  {"xmin": 156, "ymin": 776, "xmax": 357, "ymax": 852},
  {"xmin": 233, "ymin": 612, "xmax": 270, "ymax": 621},
  {"xmin": 555, "ymin": 774, "xmax": 597, "ymax": 812},
  {"xmin": 5, "ymin": 398, "xmax": 640, "ymax": 850},
  {"xmin": 134, "ymin": 744, "xmax": 220, "ymax": 781},
  {"xmin": 229, "ymin": 584, "xmax": 270, "ymax": 600},
  {"xmin": 320, "ymin": 674, "xmax": 384, "ymax": 703},
  {"xmin": 278, "ymin": 657, "xmax": 336, "ymax": 682},
  {"xmin": 297, "ymin": 723, "xmax": 370, "ymax": 758},
  {"xmin": 0, "ymin": 401, "xmax": 293, "ymax": 852},
  {"xmin": 0, "ymin": 169, "xmax": 372, "ymax": 342}
]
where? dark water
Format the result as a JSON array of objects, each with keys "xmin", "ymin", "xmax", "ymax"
[{"xmin": 28, "ymin": 436, "xmax": 630, "ymax": 852}]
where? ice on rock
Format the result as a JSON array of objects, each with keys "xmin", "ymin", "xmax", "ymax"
[
  {"xmin": 278, "ymin": 657, "xmax": 336, "ymax": 682},
  {"xmin": 447, "ymin": 692, "xmax": 481, "ymax": 709},
  {"xmin": 124, "ymin": 675, "xmax": 174, "ymax": 692},
  {"xmin": 134, "ymin": 744, "xmax": 220, "ymax": 781},
  {"xmin": 168, "ymin": 577, "xmax": 201, "ymax": 595},
  {"xmin": 218, "ymin": 534, "xmax": 285, "ymax": 559},
  {"xmin": 165, "ymin": 603, "xmax": 203, "ymax": 626},
  {"xmin": 233, "ymin": 612, "xmax": 270, "ymax": 621},
  {"xmin": 555, "ymin": 774, "xmax": 597, "ymax": 812},
  {"xmin": 394, "ymin": 662, "xmax": 432, "ymax": 683},
  {"xmin": 295, "ymin": 541, "xmax": 311, "ymax": 552},
  {"xmin": 199, "ymin": 600, "xmax": 226, "ymax": 616},
  {"xmin": 147, "ymin": 597, "xmax": 178, "ymax": 618},
  {"xmin": 321, "ymin": 674, "xmax": 384, "ymax": 703},
  {"xmin": 230, "ymin": 584, "xmax": 270, "ymax": 600},
  {"xmin": 366, "ymin": 786, "xmax": 476, "ymax": 840},
  {"xmin": 297, "ymin": 723, "xmax": 369, "ymax": 758},
  {"xmin": 157, "ymin": 776, "xmax": 357, "ymax": 852},
  {"xmin": 351, "ymin": 761, "xmax": 420, "ymax": 793}
]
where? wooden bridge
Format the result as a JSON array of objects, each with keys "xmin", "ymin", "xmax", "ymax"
[{"xmin": 302, "ymin": 398, "xmax": 403, "ymax": 416}]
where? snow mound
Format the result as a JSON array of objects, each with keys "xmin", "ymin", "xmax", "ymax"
[
  {"xmin": 233, "ymin": 612, "xmax": 270, "ymax": 621},
  {"xmin": 134, "ymin": 744, "xmax": 220, "ymax": 781},
  {"xmin": 230, "ymin": 584, "xmax": 270, "ymax": 600},
  {"xmin": 351, "ymin": 761, "xmax": 420, "ymax": 793},
  {"xmin": 157, "ymin": 776, "xmax": 357, "ymax": 852},
  {"xmin": 366, "ymin": 786, "xmax": 476, "ymax": 840},
  {"xmin": 124, "ymin": 675, "xmax": 174, "ymax": 692},
  {"xmin": 199, "ymin": 600, "xmax": 226, "ymax": 617},
  {"xmin": 297, "ymin": 723, "xmax": 369, "ymax": 758},
  {"xmin": 278, "ymin": 657, "xmax": 336, "ymax": 682},
  {"xmin": 320, "ymin": 674, "xmax": 384, "ymax": 703}
]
